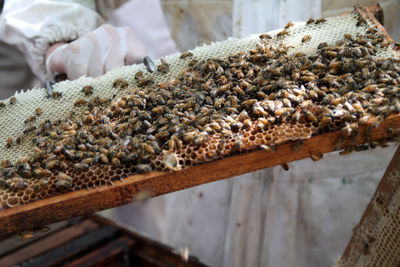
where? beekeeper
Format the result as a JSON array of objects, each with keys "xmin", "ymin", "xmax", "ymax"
[{"xmin": 0, "ymin": 1, "xmax": 398, "ymax": 267}]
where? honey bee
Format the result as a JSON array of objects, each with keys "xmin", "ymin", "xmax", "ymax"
[
  {"xmin": 180, "ymin": 52, "xmax": 193, "ymax": 59},
  {"xmin": 113, "ymin": 78, "xmax": 128, "ymax": 88},
  {"xmin": 188, "ymin": 58, "xmax": 198, "ymax": 67},
  {"xmin": 51, "ymin": 91, "xmax": 62, "ymax": 99},
  {"xmin": 356, "ymin": 16, "xmax": 365, "ymax": 26},
  {"xmin": 136, "ymin": 164, "xmax": 152, "ymax": 173},
  {"xmin": 82, "ymin": 85, "xmax": 94, "ymax": 95},
  {"xmin": 80, "ymin": 157, "xmax": 94, "ymax": 165},
  {"xmin": 281, "ymin": 163, "xmax": 289, "ymax": 171},
  {"xmin": 84, "ymin": 114, "xmax": 94, "ymax": 124},
  {"xmin": 7, "ymin": 176, "xmax": 28, "ymax": 190},
  {"xmin": 168, "ymin": 135, "xmax": 183, "ymax": 151},
  {"xmin": 318, "ymin": 42, "xmax": 328, "ymax": 49},
  {"xmin": 151, "ymin": 106, "xmax": 165, "ymax": 116},
  {"xmin": 35, "ymin": 107, "xmax": 43, "ymax": 116},
  {"xmin": 366, "ymin": 27, "xmax": 377, "ymax": 34},
  {"xmin": 193, "ymin": 132, "xmax": 208, "ymax": 146},
  {"xmin": 282, "ymin": 98, "xmax": 292, "ymax": 108},
  {"xmin": 304, "ymin": 111, "xmax": 317, "ymax": 123},
  {"xmin": 157, "ymin": 58, "xmax": 169, "ymax": 74},
  {"xmin": 277, "ymin": 30, "xmax": 289, "ymax": 38},
  {"xmin": 143, "ymin": 143, "xmax": 155, "ymax": 154},
  {"xmin": 291, "ymin": 110, "xmax": 301, "ymax": 122},
  {"xmin": 46, "ymin": 160, "xmax": 59, "ymax": 170},
  {"xmin": 111, "ymin": 157, "xmax": 121, "ymax": 166},
  {"xmin": 309, "ymin": 90, "xmax": 318, "ymax": 100},
  {"xmin": 99, "ymin": 153, "xmax": 108, "ymax": 164},
  {"xmin": 2, "ymin": 167, "xmax": 15, "ymax": 179},
  {"xmin": 33, "ymin": 167, "xmax": 52, "ymax": 177},
  {"xmin": 379, "ymin": 140, "xmax": 389, "ymax": 148},
  {"xmin": 137, "ymin": 76, "xmax": 155, "ymax": 87},
  {"xmin": 306, "ymin": 18, "xmax": 315, "ymax": 24},
  {"xmin": 319, "ymin": 113, "xmax": 332, "ymax": 127},
  {"xmin": 24, "ymin": 116, "xmax": 36, "ymax": 124},
  {"xmin": 73, "ymin": 163, "xmax": 89, "ymax": 170},
  {"xmin": 134, "ymin": 71, "xmax": 144, "ymax": 80},
  {"xmin": 362, "ymin": 84, "xmax": 378, "ymax": 93},
  {"xmin": 339, "ymin": 147, "xmax": 353, "ymax": 156},
  {"xmin": 74, "ymin": 99, "xmax": 87, "ymax": 107},
  {"xmin": 284, "ymin": 21, "xmax": 294, "ymax": 29},
  {"xmin": 253, "ymin": 105, "xmax": 268, "ymax": 117},
  {"xmin": 241, "ymin": 99, "xmax": 257, "ymax": 109},
  {"xmin": 14, "ymin": 135, "xmax": 23, "ymax": 145},
  {"xmin": 259, "ymin": 33, "xmax": 272, "ymax": 40},
  {"xmin": 344, "ymin": 33, "xmax": 353, "ymax": 41},
  {"xmin": 315, "ymin": 18, "xmax": 327, "ymax": 24},
  {"xmin": 5, "ymin": 137, "xmax": 13, "ymax": 148},
  {"xmin": 55, "ymin": 172, "xmax": 72, "ymax": 189},
  {"xmin": 302, "ymin": 35, "xmax": 312, "ymax": 43},
  {"xmin": 57, "ymin": 172, "xmax": 71, "ymax": 180},
  {"xmin": 310, "ymin": 154, "xmax": 323, "ymax": 161},
  {"xmin": 1, "ymin": 159, "xmax": 12, "ymax": 168},
  {"xmin": 9, "ymin": 97, "xmax": 16, "ymax": 105}
]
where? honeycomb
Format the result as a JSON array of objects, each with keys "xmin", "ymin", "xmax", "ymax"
[
  {"xmin": 335, "ymin": 167, "xmax": 400, "ymax": 266},
  {"xmin": 0, "ymin": 10, "xmax": 399, "ymax": 210}
]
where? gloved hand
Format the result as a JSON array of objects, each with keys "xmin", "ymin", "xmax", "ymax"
[{"xmin": 45, "ymin": 24, "xmax": 146, "ymax": 80}]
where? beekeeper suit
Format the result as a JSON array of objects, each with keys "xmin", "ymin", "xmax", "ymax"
[
  {"xmin": 1, "ymin": 1, "xmax": 399, "ymax": 266},
  {"xmin": 0, "ymin": 0, "xmax": 174, "ymax": 97}
]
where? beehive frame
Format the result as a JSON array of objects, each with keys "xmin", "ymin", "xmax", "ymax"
[{"xmin": 0, "ymin": 4, "xmax": 399, "ymax": 244}]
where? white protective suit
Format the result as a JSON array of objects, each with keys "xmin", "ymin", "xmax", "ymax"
[
  {"xmin": 0, "ymin": 0, "xmax": 106, "ymax": 98},
  {"xmin": 1, "ymin": 1, "xmax": 400, "ymax": 266}
]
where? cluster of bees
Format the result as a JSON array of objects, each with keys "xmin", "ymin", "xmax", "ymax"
[{"xmin": 0, "ymin": 14, "xmax": 399, "ymax": 208}]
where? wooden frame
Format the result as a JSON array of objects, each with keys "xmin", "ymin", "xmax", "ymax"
[{"xmin": 0, "ymin": 4, "xmax": 398, "ymax": 238}]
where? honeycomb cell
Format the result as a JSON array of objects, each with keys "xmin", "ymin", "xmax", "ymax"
[{"xmin": 6, "ymin": 197, "xmax": 19, "ymax": 208}]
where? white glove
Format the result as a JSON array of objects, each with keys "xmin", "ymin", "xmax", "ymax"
[{"xmin": 45, "ymin": 24, "xmax": 146, "ymax": 80}]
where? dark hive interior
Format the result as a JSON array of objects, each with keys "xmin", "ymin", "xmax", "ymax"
[{"xmin": 0, "ymin": 13, "xmax": 400, "ymax": 209}]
